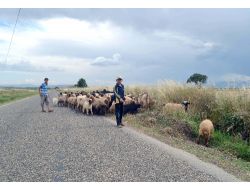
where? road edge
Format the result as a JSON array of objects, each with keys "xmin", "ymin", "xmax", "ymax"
[{"xmin": 105, "ymin": 118, "xmax": 242, "ymax": 182}]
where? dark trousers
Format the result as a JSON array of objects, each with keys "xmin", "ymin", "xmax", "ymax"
[{"xmin": 115, "ymin": 103, "xmax": 123, "ymax": 125}]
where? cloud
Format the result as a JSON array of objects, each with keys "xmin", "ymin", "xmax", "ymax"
[
  {"xmin": 1, "ymin": 9, "xmax": 250, "ymax": 86},
  {"xmin": 153, "ymin": 30, "xmax": 218, "ymax": 50},
  {"xmin": 222, "ymin": 74, "xmax": 250, "ymax": 83},
  {"xmin": 24, "ymin": 78, "xmax": 35, "ymax": 84},
  {"xmin": 0, "ymin": 60, "xmax": 63, "ymax": 72},
  {"xmin": 91, "ymin": 53, "xmax": 121, "ymax": 66}
]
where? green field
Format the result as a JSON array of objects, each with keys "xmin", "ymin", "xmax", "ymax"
[{"xmin": 0, "ymin": 88, "xmax": 37, "ymax": 106}]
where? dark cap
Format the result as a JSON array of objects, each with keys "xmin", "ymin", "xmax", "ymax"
[
  {"xmin": 116, "ymin": 76, "xmax": 123, "ymax": 80},
  {"xmin": 44, "ymin": 78, "xmax": 49, "ymax": 81}
]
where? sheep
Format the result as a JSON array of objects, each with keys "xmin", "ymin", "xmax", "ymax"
[
  {"xmin": 76, "ymin": 95, "xmax": 87, "ymax": 111},
  {"xmin": 124, "ymin": 96, "xmax": 135, "ymax": 105},
  {"xmin": 68, "ymin": 95, "xmax": 77, "ymax": 109},
  {"xmin": 92, "ymin": 97, "xmax": 109, "ymax": 115},
  {"xmin": 164, "ymin": 101, "xmax": 190, "ymax": 113},
  {"xmin": 109, "ymin": 101, "xmax": 116, "ymax": 113},
  {"xmin": 137, "ymin": 93, "xmax": 154, "ymax": 108},
  {"xmin": 164, "ymin": 103, "xmax": 184, "ymax": 113},
  {"xmin": 123, "ymin": 102, "xmax": 141, "ymax": 115},
  {"xmin": 182, "ymin": 100, "xmax": 190, "ymax": 112},
  {"xmin": 52, "ymin": 97, "xmax": 58, "ymax": 106},
  {"xmin": 197, "ymin": 119, "xmax": 214, "ymax": 147},
  {"xmin": 82, "ymin": 98, "xmax": 94, "ymax": 115},
  {"xmin": 58, "ymin": 93, "xmax": 67, "ymax": 107},
  {"xmin": 76, "ymin": 95, "xmax": 88, "ymax": 111}
]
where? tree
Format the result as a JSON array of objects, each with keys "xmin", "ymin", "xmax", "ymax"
[
  {"xmin": 76, "ymin": 78, "xmax": 88, "ymax": 88},
  {"xmin": 187, "ymin": 73, "xmax": 208, "ymax": 85}
]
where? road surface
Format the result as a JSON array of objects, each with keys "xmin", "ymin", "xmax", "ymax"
[{"xmin": 0, "ymin": 93, "xmax": 239, "ymax": 181}]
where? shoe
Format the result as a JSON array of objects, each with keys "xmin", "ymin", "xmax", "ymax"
[
  {"xmin": 48, "ymin": 109, "xmax": 54, "ymax": 112},
  {"xmin": 120, "ymin": 123, "xmax": 125, "ymax": 126},
  {"xmin": 117, "ymin": 125, "xmax": 122, "ymax": 128},
  {"xmin": 42, "ymin": 110, "xmax": 46, "ymax": 112}
]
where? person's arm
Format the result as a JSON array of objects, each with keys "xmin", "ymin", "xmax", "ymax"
[
  {"xmin": 122, "ymin": 85, "xmax": 125, "ymax": 100},
  {"xmin": 113, "ymin": 85, "xmax": 121, "ymax": 100}
]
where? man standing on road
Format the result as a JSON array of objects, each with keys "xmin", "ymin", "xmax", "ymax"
[
  {"xmin": 39, "ymin": 78, "xmax": 53, "ymax": 113},
  {"xmin": 113, "ymin": 76, "xmax": 125, "ymax": 128}
]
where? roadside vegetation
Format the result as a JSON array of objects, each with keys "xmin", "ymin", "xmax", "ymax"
[
  {"xmin": 123, "ymin": 81, "xmax": 250, "ymax": 180},
  {"xmin": 61, "ymin": 80, "xmax": 250, "ymax": 180},
  {"xmin": 0, "ymin": 88, "xmax": 37, "ymax": 106}
]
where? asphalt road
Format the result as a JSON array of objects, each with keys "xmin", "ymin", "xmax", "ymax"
[{"xmin": 0, "ymin": 92, "xmax": 239, "ymax": 182}]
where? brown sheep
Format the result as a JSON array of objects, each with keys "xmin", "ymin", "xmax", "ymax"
[
  {"xmin": 108, "ymin": 96, "xmax": 136, "ymax": 113},
  {"xmin": 197, "ymin": 119, "xmax": 214, "ymax": 147},
  {"xmin": 92, "ymin": 97, "xmax": 109, "ymax": 115},
  {"xmin": 109, "ymin": 101, "xmax": 115, "ymax": 113},
  {"xmin": 68, "ymin": 95, "xmax": 77, "ymax": 109},
  {"xmin": 164, "ymin": 103, "xmax": 184, "ymax": 113},
  {"xmin": 138, "ymin": 93, "xmax": 154, "ymax": 108}
]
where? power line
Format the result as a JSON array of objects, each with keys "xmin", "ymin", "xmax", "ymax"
[{"xmin": 4, "ymin": 8, "xmax": 21, "ymax": 64}]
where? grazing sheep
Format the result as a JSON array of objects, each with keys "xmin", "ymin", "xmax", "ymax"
[
  {"xmin": 182, "ymin": 100, "xmax": 190, "ymax": 112},
  {"xmin": 197, "ymin": 119, "xmax": 214, "ymax": 147},
  {"xmin": 164, "ymin": 101, "xmax": 190, "ymax": 113},
  {"xmin": 164, "ymin": 103, "xmax": 184, "ymax": 113},
  {"xmin": 138, "ymin": 93, "xmax": 154, "ymax": 108},
  {"xmin": 52, "ymin": 97, "xmax": 58, "ymax": 106}
]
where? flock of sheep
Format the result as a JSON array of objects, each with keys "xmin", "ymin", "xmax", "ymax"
[
  {"xmin": 52, "ymin": 90, "xmax": 153, "ymax": 115},
  {"xmin": 52, "ymin": 89, "xmax": 214, "ymax": 147}
]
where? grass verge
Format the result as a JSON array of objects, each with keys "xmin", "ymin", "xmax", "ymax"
[{"xmin": 0, "ymin": 88, "xmax": 37, "ymax": 106}]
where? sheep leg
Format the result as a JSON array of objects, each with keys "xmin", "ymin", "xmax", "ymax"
[
  {"xmin": 205, "ymin": 136, "xmax": 209, "ymax": 147},
  {"xmin": 196, "ymin": 135, "xmax": 201, "ymax": 145}
]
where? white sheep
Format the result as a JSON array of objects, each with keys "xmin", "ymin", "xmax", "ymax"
[
  {"xmin": 52, "ymin": 97, "xmax": 58, "ymax": 106},
  {"xmin": 82, "ymin": 98, "xmax": 93, "ymax": 115}
]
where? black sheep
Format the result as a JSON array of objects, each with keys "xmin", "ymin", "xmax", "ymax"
[{"xmin": 123, "ymin": 103, "xmax": 141, "ymax": 115}]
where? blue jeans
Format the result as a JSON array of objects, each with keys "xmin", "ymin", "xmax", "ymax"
[{"xmin": 115, "ymin": 103, "xmax": 123, "ymax": 125}]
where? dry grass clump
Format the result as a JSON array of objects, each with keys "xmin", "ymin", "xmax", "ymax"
[{"xmin": 126, "ymin": 80, "xmax": 216, "ymax": 117}]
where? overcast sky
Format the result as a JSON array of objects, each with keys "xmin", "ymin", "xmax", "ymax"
[{"xmin": 0, "ymin": 9, "xmax": 250, "ymax": 86}]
